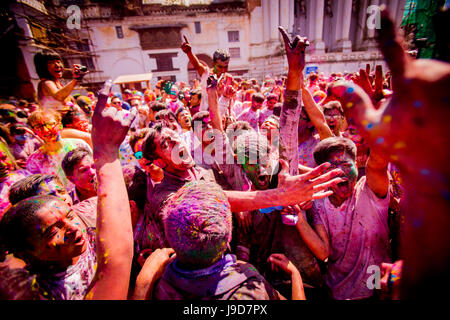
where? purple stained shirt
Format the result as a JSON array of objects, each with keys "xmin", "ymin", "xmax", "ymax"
[
  {"xmin": 25, "ymin": 138, "xmax": 91, "ymax": 192},
  {"xmin": 311, "ymin": 176, "xmax": 391, "ymax": 300}
]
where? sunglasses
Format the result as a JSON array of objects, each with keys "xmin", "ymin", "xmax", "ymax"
[{"xmin": 33, "ymin": 122, "xmax": 59, "ymax": 131}]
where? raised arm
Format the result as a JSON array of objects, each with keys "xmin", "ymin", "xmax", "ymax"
[
  {"xmin": 301, "ymin": 85, "xmax": 333, "ymax": 140},
  {"xmin": 84, "ymin": 81, "xmax": 137, "ymax": 300},
  {"xmin": 366, "ymin": 148, "xmax": 389, "ymax": 198},
  {"xmin": 277, "ymin": 26, "xmax": 309, "ymax": 175},
  {"xmin": 206, "ymin": 77, "xmax": 224, "ymax": 133},
  {"xmin": 181, "ymin": 36, "xmax": 207, "ymax": 77},
  {"xmin": 41, "ymin": 64, "xmax": 87, "ymax": 102}
]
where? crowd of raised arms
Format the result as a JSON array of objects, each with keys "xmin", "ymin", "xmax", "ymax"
[{"xmin": 0, "ymin": 9, "xmax": 448, "ymax": 300}]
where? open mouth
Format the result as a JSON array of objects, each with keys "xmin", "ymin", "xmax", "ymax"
[
  {"xmin": 335, "ymin": 179, "xmax": 351, "ymax": 193},
  {"xmin": 178, "ymin": 146, "xmax": 191, "ymax": 164},
  {"xmin": 337, "ymin": 180, "xmax": 349, "ymax": 188},
  {"xmin": 73, "ymin": 233, "xmax": 85, "ymax": 246},
  {"xmin": 257, "ymin": 175, "xmax": 269, "ymax": 185}
]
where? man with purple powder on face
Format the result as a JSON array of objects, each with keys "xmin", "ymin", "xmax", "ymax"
[{"xmin": 293, "ymin": 136, "xmax": 391, "ymax": 300}]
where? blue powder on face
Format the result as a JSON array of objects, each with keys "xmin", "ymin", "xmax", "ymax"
[{"xmin": 346, "ymin": 87, "xmax": 354, "ymax": 94}]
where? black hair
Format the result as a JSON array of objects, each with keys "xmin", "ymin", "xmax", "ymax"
[
  {"xmin": 129, "ymin": 128, "xmax": 151, "ymax": 153},
  {"xmin": 61, "ymin": 147, "xmax": 92, "ymax": 178},
  {"xmin": 9, "ymin": 124, "xmax": 28, "ymax": 136},
  {"xmin": 142, "ymin": 122, "xmax": 164, "ymax": 161},
  {"xmin": 0, "ymin": 195, "xmax": 60, "ymax": 256},
  {"xmin": 155, "ymin": 109, "xmax": 176, "ymax": 122},
  {"xmin": 175, "ymin": 106, "xmax": 188, "ymax": 118},
  {"xmin": 252, "ymin": 93, "xmax": 265, "ymax": 103},
  {"xmin": 213, "ymin": 49, "xmax": 231, "ymax": 62},
  {"xmin": 61, "ymin": 106, "xmax": 79, "ymax": 127},
  {"xmin": 8, "ymin": 174, "xmax": 63, "ymax": 205},
  {"xmin": 313, "ymin": 137, "xmax": 357, "ymax": 165},
  {"xmin": 150, "ymin": 101, "xmax": 167, "ymax": 113},
  {"xmin": 190, "ymin": 88, "xmax": 202, "ymax": 100},
  {"xmin": 33, "ymin": 50, "xmax": 62, "ymax": 80},
  {"xmin": 122, "ymin": 165, "xmax": 147, "ymax": 211}
]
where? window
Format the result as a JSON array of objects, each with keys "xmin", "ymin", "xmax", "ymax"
[
  {"xmin": 194, "ymin": 22, "xmax": 201, "ymax": 34},
  {"xmin": 228, "ymin": 31, "xmax": 239, "ymax": 42},
  {"xmin": 115, "ymin": 26, "xmax": 124, "ymax": 39},
  {"xmin": 76, "ymin": 40, "xmax": 95, "ymax": 70},
  {"xmin": 157, "ymin": 75, "xmax": 177, "ymax": 83},
  {"xmin": 229, "ymin": 47, "xmax": 240, "ymax": 58},
  {"xmin": 149, "ymin": 53, "xmax": 179, "ymax": 72}
]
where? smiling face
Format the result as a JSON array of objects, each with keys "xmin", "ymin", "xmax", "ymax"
[
  {"xmin": 47, "ymin": 59, "xmax": 64, "ymax": 79},
  {"xmin": 110, "ymin": 97, "xmax": 123, "ymax": 110},
  {"xmin": 31, "ymin": 114, "xmax": 62, "ymax": 143},
  {"xmin": 27, "ymin": 199, "xmax": 87, "ymax": 263}
]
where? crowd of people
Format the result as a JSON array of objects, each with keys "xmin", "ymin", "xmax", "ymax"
[{"xmin": 0, "ymin": 9, "xmax": 448, "ymax": 300}]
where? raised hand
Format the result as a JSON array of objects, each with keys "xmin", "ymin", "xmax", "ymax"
[
  {"xmin": 91, "ymin": 80, "xmax": 137, "ymax": 157},
  {"xmin": 278, "ymin": 26, "xmax": 309, "ymax": 72},
  {"xmin": 350, "ymin": 64, "xmax": 385, "ymax": 106},
  {"xmin": 277, "ymin": 159, "xmax": 345, "ymax": 204},
  {"xmin": 181, "ymin": 35, "xmax": 192, "ymax": 54}
]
